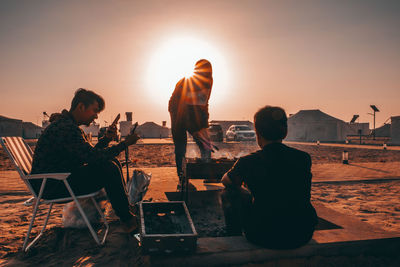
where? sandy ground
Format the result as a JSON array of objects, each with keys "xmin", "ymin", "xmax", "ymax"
[{"xmin": 1, "ymin": 141, "xmax": 400, "ymax": 266}]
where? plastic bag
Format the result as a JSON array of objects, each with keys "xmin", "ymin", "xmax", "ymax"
[
  {"xmin": 62, "ymin": 198, "xmax": 101, "ymax": 228},
  {"xmin": 127, "ymin": 169, "xmax": 152, "ymax": 205}
]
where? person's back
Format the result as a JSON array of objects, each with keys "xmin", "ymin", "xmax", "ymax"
[
  {"xmin": 168, "ymin": 59, "xmax": 213, "ymax": 133},
  {"xmin": 32, "ymin": 110, "xmax": 85, "ymax": 174},
  {"xmin": 235, "ymin": 143, "xmax": 317, "ymax": 248},
  {"xmin": 221, "ymin": 105, "xmax": 317, "ymax": 249}
]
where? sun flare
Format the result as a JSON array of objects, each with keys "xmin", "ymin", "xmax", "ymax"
[{"xmin": 146, "ymin": 35, "xmax": 230, "ymax": 106}]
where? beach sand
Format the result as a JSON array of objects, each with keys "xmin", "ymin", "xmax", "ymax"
[{"xmin": 1, "ymin": 141, "xmax": 400, "ymax": 266}]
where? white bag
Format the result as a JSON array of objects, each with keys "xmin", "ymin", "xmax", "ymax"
[
  {"xmin": 127, "ymin": 169, "xmax": 152, "ymax": 205},
  {"xmin": 62, "ymin": 198, "xmax": 100, "ymax": 228}
]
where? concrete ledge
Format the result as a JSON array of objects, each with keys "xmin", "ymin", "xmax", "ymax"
[
  {"xmin": 151, "ymin": 237, "xmax": 400, "ymax": 266},
  {"xmin": 150, "ymin": 203, "xmax": 400, "ymax": 266},
  {"xmin": 313, "ymin": 177, "xmax": 400, "ymax": 184}
]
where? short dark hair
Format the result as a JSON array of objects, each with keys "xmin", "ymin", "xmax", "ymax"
[
  {"xmin": 254, "ymin": 106, "xmax": 288, "ymax": 141},
  {"xmin": 70, "ymin": 88, "xmax": 105, "ymax": 111}
]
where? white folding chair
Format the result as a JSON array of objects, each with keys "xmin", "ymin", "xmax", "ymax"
[{"xmin": 0, "ymin": 136, "xmax": 109, "ymax": 252}]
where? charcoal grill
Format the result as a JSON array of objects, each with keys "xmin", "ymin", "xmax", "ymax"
[
  {"xmin": 139, "ymin": 201, "xmax": 197, "ymax": 254},
  {"xmin": 179, "ymin": 157, "xmax": 236, "ymax": 200}
]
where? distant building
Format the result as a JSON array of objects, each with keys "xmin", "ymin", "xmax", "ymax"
[
  {"xmin": 390, "ymin": 116, "xmax": 400, "ymax": 145},
  {"xmin": 136, "ymin": 122, "xmax": 170, "ymax": 138},
  {"xmin": 0, "ymin": 115, "xmax": 23, "ymax": 137},
  {"xmin": 119, "ymin": 121, "xmax": 133, "ymax": 137},
  {"xmin": 286, "ymin": 109, "xmax": 370, "ymax": 142},
  {"xmin": 42, "ymin": 119, "xmax": 50, "ymax": 129},
  {"xmin": 371, "ymin": 123, "xmax": 391, "ymax": 138},
  {"xmin": 22, "ymin": 122, "xmax": 43, "ymax": 139},
  {"xmin": 80, "ymin": 123, "xmax": 100, "ymax": 137},
  {"xmin": 209, "ymin": 120, "xmax": 254, "ymax": 138},
  {"xmin": 119, "ymin": 112, "xmax": 134, "ymax": 137},
  {"xmin": 346, "ymin": 122, "xmax": 370, "ymax": 136}
]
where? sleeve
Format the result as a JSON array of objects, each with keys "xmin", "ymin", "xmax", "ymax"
[
  {"xmin": 226, "ymin": 158, "xmax": 245, "ymax": 187},
  {"xmin": 168, "ymin": 78, "xmax": 185, "ymax": 114},
  {"xmin": 62, "ymin": 124, "xmax": 127, "ymax": 164},
  {"xmin": 206, "ymin": 77, "xmax": 213, "ymax": 102}
]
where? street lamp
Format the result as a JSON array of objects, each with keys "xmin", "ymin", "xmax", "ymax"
[{"xmin": 368, "ymin": 105, "xmax": 380, "ymax": 140}]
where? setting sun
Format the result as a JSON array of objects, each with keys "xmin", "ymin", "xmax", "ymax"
[{"xmin": 146, "ymin": 35, "xmax": 230, "ymax": 106}]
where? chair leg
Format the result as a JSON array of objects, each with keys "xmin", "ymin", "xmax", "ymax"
[
  {"xmin": 23, "ymin": 197, "xmax": 41, "ymax": 251},
  {"xmin": 63, "ymin": 181, "xmax": 102, "ymax": 245},
  {"xmin": 91, "ymin": 197, "xmax": 109, "ymax": 245},
  {"xmin": 40, "ymin": 203, "xmax": 53, "ymax": 234},
  {"xmin": 24, "ymin": 203, "xmax": 53, "ymax": 252},
  {"xmin": 23, "ymin": 178, "xmax": 48, "ymax": 252}
]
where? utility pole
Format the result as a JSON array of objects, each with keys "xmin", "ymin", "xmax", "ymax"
[{"xmin": 369, "ymin": 105, "xmax": 380, "ymax": 140}]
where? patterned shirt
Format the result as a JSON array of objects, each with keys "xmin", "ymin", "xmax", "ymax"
[{"xmin": 31, "ymin": 110, "xmax": 127, "ymax": 174}]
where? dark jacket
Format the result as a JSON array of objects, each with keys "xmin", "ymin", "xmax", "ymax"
[
  {"xmin": 30, "ymin": 110, "xmax": 127, "ymax": 192},
  {"xmin": 168, "ymin": 74, "xmax": 212, "ymax": 133},
  {"xmin": 227, "ymin": 142, "xmax": 317, "ymax": 248}
]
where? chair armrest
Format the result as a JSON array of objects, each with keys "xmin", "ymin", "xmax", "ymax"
[{"xmin": 26, "ymin": 173, "xmax": 71, "ymax": 180}]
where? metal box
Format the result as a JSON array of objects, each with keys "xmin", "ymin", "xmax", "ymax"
[
  {"xmin": 184, "ymin": 157, "xmax": 236, "ymax": 180},
  {"xmin": 139, "ymin": 201, "xmax": 197, "ymax": 254}
]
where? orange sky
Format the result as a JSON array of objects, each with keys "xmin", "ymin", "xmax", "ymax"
[{"xmin": 1, "ymin": 0, "xmax": 399, "ymax": 128}]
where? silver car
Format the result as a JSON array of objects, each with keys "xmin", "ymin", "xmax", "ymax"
[{"xmin": 226, "ymin": 125, "xmax": 256, "ymax": 141}]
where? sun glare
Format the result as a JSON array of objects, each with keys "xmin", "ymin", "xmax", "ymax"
[{"xmin": 146, "ymin": 35, "xmax": 230, "ymax": 106}]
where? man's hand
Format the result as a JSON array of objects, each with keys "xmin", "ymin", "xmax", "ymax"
[
  {"xmin": 124, "ymin": 132, "xmax": 140, "ymax": 146},
  {"xmin": 105, "ymin": 124, "xmax": 118, "ymax": 140}
]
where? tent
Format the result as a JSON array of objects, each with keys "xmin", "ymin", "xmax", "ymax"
[
  {"xmin": 22, "ymin": 122, "xmax": 43, "ymax": 139},
  {"xmin": 0, "ymin": 115, "xmax": 23, "ymax": 137},
  {"xmin": 390, "ymin": 116, "xmax": 400, "ymax": 145},
  {"xmin": 286, "ymin": 109, "xmax": 369, "ymax": 142},
  {"xmin": 136, "ymin": 122, "xmax": 170, "ymax": 138}
]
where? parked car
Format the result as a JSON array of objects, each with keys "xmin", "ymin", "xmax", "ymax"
[
  {"xmin": 226, "ymin": 125, "xmax": 256, "ymax": 141},
  {"xmin": 208, "ymin": 123, "xmax": 223, "ymax": 142}
]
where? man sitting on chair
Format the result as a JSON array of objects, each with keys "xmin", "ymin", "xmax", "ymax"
[{"xmin": 31, "ymin": 88, "xmax": 139, "ymax": 232}]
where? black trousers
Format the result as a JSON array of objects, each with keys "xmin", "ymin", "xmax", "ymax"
[
  {"xmin": 220, "ymin": 186, "xmax": 314, "ymax": 249},
  {"xmin": 171, "ymin": 120, "xmax": 211, "ymax": 176},
  {"xmin": 220, "ymin": 186, "xmax": 252, "ymax": 235},
  {"xmin": 42, "ymin": 159, "xmax": 133, "ymax": 222}
]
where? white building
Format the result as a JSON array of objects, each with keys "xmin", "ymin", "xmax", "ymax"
[
  {"xmin": 390, "ymin": 116, "xmax": 400, "ymax": 145},
  {"xmin": 119, "ymin": 121, "xmax": 133, "ymax": 137},
  {"xmin": 80, "ymin": 123, "xmax": 100, "ymax": 136},
  {"xmin": 0, "ymin": 115, "xmax": 23, "ymax": 137},
  {"xmin": 136, "ymin": 122, "xmax": 170, "ymax": 138},
  {"xmin": 22, "ymin": 122, "xmax": 43, "ymax": 139},
  {"xmin": 286, "ymin": 109, "xmax": 370, "ymax": 142}
]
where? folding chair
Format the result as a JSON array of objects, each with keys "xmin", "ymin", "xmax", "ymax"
[{"xmin": 0, "ymin": 137, "xmax": 109, "ymax": 252}]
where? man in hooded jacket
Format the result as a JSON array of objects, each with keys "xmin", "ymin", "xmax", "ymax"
[{"xmin": 168, "ymin": 59, "xmax": 213, "ymax": 176}]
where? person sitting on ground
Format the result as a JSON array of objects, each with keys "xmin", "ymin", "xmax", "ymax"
[
  {"xmin": 220, "ymin": 105, "xmax": 317, "ymax": 249},
  {"xmin": 31, "ymin": 88, "xmax": 140, "ymax": 232}
]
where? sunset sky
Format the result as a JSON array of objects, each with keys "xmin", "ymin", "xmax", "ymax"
[{"xmin": 1, "ymin": 0, "xmax": 399, "ymax": 128}]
